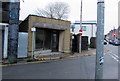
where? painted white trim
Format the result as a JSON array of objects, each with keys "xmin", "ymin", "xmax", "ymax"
[
  {"xmin": 3, "ymin": 27, "xmax": 8, "ymax": 58},
  {"xmin": 0, "ymin": 23, "xmax": 9, "ymax": 26}
]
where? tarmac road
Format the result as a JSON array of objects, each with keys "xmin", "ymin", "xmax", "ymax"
[{"xmin": 2, "ymin": 44, "xmax": 119, "ymax": 80}]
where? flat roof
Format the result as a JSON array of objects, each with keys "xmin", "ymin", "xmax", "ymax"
[
  {"xmin": 74, "ymin": 21, "xmax": 97, "ymax": 25},
  {"xmin": 28, "ymin": 15, "xmax": 71, "ymax": 23}
]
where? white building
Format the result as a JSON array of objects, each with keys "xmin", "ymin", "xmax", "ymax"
[{"xmin": 71, "ymin": 21, "xmax": 97, "ymax": 44}]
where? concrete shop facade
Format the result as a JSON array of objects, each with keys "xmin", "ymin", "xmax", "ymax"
[{"xmin": 20, "ymin": 15, "xmax": 71, "ymax": 57}]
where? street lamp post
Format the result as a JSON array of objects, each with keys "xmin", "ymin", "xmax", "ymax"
[
  {"xmin": 95, "ymin": 0, "xmax": 105, "ymax": 79},
  {"xmin": 79, "ymin": 0, "xmax": 83, "ymax": 53},
  {"xmin": 8, "ymin": 0, "xmax": 20, "ymax": 63},
  {"xmin": 31, "ymin": 27, "xmax": 36, "ymax": 59}
]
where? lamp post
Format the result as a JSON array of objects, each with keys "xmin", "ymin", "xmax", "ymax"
[
  {"xmin": 8, "ymin": 0, "xmax": 20, "ymax": 63},
  {"xmin": 79, "ymin": 0, "xmax": 83, "ymax": 53},
  {"xmin": 31, "ymin": 27, "xmax": 36, "ymax": 59},
  {"xmin": 95, "ymin": 0, "xmax": 105, "ymax": 79}
]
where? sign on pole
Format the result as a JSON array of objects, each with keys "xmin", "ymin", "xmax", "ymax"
[{"xmin": 79, "ymin": 29, "xmax": 82, "ymax": 36}]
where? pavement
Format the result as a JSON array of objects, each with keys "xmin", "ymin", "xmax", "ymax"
[{"xmin": 1, "ymin": 47, "xmax": 110, "ymax": 67}]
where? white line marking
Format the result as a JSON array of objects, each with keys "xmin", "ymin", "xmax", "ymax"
[
  {"xmin": 112, "ymin": 54, "xmax": 119, "ymax": 59},
  {"xmin": 109, "ymin": 54, "xmax": 120, "ymax": 63}
]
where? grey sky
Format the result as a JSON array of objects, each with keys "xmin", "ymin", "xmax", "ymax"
[{"xmin": 20, "ymin": 0, "xmax": 120, "ymax": 34}]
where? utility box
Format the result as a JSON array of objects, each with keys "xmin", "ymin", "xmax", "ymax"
[
  {"xmin": 18, "ymin": 33, "xmax": 28, "ymax": 58},
  {"xmin": 72, "ymin": 34, "xmax": 79, "ymax": 52},
  {"xmin": 72, "ymin": 35, "xmax": 88, "ymax": 52},
  {"xmin": 90, "ymin": 37, "xmax": 96, "ymax": 48},
  {"xmin": 81, "ymin": 36, "xmax": 88, "ymax": 50}
]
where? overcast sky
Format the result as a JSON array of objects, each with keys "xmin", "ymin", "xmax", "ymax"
[{"xmin": 20, "ymin": 0, "xmax": 120, "ymax": 34}]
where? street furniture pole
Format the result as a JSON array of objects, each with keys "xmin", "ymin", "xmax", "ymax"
[
  {"xmin": 95, "ymin": 0, "xmax": 105, "ymax": 79},
  {"xmin": 8, "ymin": 0, "xmax": 20, "ymax": 63}
]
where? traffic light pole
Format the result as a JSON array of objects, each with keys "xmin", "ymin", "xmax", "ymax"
[
  {"xmin": 95, "ymin": 0, "xmax": 105, "ymax": 79},
  {"xmin": 8, "ymin": 0, "xmax": 20, "ymax": 63}
]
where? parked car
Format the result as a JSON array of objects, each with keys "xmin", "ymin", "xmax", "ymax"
[
  {"xmin": 104, "ymin": 40, "xmax": 107, "ymax": 45},
  {"xmin": 113, "ymin": 39, "xmax": 120, "ymax": 46},
  {"xmin": 109, "ymin": 39, "xmax": 114, "ymax": 45},
  {"xmin": 109, "ymin": 40, "xmax": 113, "ymax": 44}
]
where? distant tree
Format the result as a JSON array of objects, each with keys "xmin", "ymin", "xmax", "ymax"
[{"xmin": 35, "ymin": 2, "xmax": 70, "ymax": 20}]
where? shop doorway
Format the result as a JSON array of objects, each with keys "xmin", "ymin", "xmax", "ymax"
[{"xmin": 51, "ymin": 30, "xmax": 59, "ymax": 52}]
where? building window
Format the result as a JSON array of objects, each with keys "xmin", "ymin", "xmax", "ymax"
[
  {"xmin": 36, "ymin": 28, "xmax": 52, "ymax": 50},
  {"xmin": 35, "ymin": 28, "xmax": 59, "ymax": 52},
  {"xmin": 71, "ymin": 24, "xmax": 75, "ymax": 32},
  {"xmin": 81, "ymin": 26, "xmax": 86, "ymax": 31}
]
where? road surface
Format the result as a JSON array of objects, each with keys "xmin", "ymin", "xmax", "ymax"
[{"xmin": 2, "ymin": 44, "xmax": 119, "ymax": 79}]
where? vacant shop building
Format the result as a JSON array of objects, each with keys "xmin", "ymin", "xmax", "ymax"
[{"xmin": 19, "ymin": 15, "xmax": 71, "ymax": 57}]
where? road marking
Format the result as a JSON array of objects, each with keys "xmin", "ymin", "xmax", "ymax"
[
  {"xmin": 109, "ymin": 54, "xmax": 120, "ymax": 63},
  {"xmin": 112, "ymin": 54, "xmax": 119, "ymax": 59}
]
